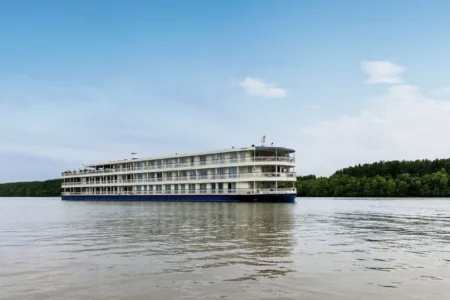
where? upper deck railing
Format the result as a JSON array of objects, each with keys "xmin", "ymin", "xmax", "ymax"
[
  {"xmin": 61, "ymin": 156, "xmax": 295, "ymax": 177},
  {"xmin": 62, "ymin": 172, "xmax": 296, "ymax": 186}
]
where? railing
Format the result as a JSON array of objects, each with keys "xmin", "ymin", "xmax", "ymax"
[
  {"xmin": 61, "ymin": 156, "xmax": 295, "ymax": 177},
  {"xmin": 62, "ymin": 187, "xmax": 297, "ymax": 196},
  {"xmin": 61, "ymin": 172, "xmax": 297, "ymax": 186}
]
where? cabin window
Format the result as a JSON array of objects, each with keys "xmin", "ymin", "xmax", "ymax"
[
  {"xmin": 229, "ymin": 167, "xmax": 237, "ymax": 178},
  {"xmin": 240, "ymin": 152, "xmax": 246, "ymax": 162},
  {"xmin": 230, "ymin": 152, "xmax": 237, "ymax": 162}
]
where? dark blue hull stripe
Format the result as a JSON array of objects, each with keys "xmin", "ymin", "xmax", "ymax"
[{"xmin": 61, "ymin": 194, "xmax": 296, "ymax": 203}]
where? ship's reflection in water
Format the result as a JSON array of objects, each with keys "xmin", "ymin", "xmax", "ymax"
[
  {"xmin": 82, "ymin": 202, "xmax": 297, "ymax": 281},
  {"xmin": 1, "ymin": 198, "xmax": 449, "ymax": 300}
]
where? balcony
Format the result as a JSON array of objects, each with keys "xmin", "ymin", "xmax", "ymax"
[
  {"xmin": 61, "ymin": 172, "xmax": 297, "ymax": 186},
  {"xmin": 61, "ymin": 156, "xmax": 295, "ymax": 177}
]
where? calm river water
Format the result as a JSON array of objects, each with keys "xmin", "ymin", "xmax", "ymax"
[{"xmin": 0, "ymin": 198, "xmax": 449, "ymax": 299}]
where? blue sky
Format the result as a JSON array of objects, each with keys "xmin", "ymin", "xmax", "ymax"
[{"xmin": 1, "ymin": 0, "xmax": 450, "ymax": 182}]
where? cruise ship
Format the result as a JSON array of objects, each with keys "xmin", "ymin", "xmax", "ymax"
[{"xmin": 61, "ymin": 142, "xmax": 297, "ymax": 203}]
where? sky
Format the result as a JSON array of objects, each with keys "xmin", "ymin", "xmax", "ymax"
[{"xmin": 1, "ymin": 0, "xmax": 450, "ymax": 182}]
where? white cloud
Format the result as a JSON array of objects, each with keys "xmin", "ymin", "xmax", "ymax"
[
  {"xmin": 296, "ymin": 84, "xmax": 450, "ymax": 176},
  {"xmin": 238, "ymin": 77, "xmax": 287, "ymax": 98},
  {"xmin": 361, "ymin": 61, "xmax": 406, "ymax": 84}
]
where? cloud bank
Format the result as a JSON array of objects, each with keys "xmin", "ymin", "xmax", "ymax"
[{"xmin": 296, "ymin": 83, "xmax": 450, "ymax": 176}]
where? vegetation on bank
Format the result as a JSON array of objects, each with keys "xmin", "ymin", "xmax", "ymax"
[
  {"xmin": 296, "ymin": 159, "xmax": 450, "ymax": 197},
  {"xmin": 1, "ymin": 159, "xmax": 450, "ymax": 197},
  {"xmin": 0, "ymin": 179, "xmax": 61, "ymax": 197}
]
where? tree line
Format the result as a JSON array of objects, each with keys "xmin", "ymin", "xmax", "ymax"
[
  {"xmin": 0, "ymin": 179, "xmax": 61, "ymax": 197},
  {"xmin": 296, "ymin": 158, "xmax": 450, "ymax": 197}
]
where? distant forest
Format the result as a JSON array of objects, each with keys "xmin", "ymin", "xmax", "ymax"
[
  {"xmin": 1, "ymin": 159, "xmax": 450, "ymax": 197},
  {"xmin": 0, "ymin": 179, "xmax": 61, "ymax": 197},
  {"xmin": 297, "ymin": 158, "xmax": 450, "ymax": 197}
]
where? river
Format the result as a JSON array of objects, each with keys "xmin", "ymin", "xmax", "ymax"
[{"xmin": 0, "ymin": 198, "xmax": 449, "ymax": 299}]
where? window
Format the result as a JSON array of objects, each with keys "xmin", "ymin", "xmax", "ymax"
[
  {"xmin": 199, "ymin": 169, "xmax": 207, "ymax": 179},
  {"xmin": 229, "ymin": 167, "xmax": 237, "ymax": 178},
  {"xmin": 248, "ymin": 166, "xmax": 253, "ymax": 173},
  {"xmin": 200, "ymin": 184, "xmax": 207, "ymax": 193},
  {"xmin": 240, "ymin": 152, "xmax": 246, "ymax": 162},
  {"xmin": 165, "ymin": 185, "xmax": 171, "ymax": 193},
  {"xmin": 218, "ymin": 183, "xmax": 223, "ymax": 193},
  {"xmin": 190, "ymin": 170, "xmax": 196, "ymax": 180},
  {"xmin": 218, "ymin": 168, "xmax": 226, "ymax": 179},
  {"xmin": 230, "ymin": 152, "xmax": 237, "ymax": 162},
  {"xmin": 211, "ymin": 183, "xmax": 216, "ymax": 192},
  {"xmin": 220, "ymin": 153, "xmax": 226, "ymax": 163},
  {"xmin": 200, "ymin": 155, "xmax": 207, "ymax": 165},
  {"xmin": 174, "ymin": 185, "xmax": 179, "ymax": 193},
  {"xmin": 189, "ymin": 184, "xmax": 195, "ymax": 194},
  {"xmin": 167, "ymin": 172, "xmax": 172, "ymax": 180},
  {"xmin": 228, "ymin": 183, "xmax": 236, "ymax": 193},
  {"xmin": 181, "ymin": 185, "xmax": 186, "ymax": 193}
]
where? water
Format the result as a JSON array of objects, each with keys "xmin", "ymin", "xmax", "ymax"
[{"xmin": 0, "ymin": 198, "xmax": 449, "ymax": 300}]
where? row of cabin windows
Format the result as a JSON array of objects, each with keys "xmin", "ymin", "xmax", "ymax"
[
  {"xmin": 97, "ymin": 183, "xmax": 237, "ymax": 191},
  {"xmin": 151, "ymin": 167, "xmax": 244, "ymax": 177},
  {"xmin": 138, "ymin": 183, "xmax": 237, "ymax": 192},
  {"xmin": 118, "ymin": 152, "xmax": 250, "ymax": 169},
  {"xmin": 85, "ymin": 167, "xmax": 254, "ymax": 181},
  {"xmin": 114, "ymin": 167, "xmax": 254, "ymax": 179}
]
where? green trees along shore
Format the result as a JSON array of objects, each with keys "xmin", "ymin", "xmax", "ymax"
[
  {"xmin": 0, "ymin": 179, "xmax": 61, "ymax": 197},
  {"xmin": 1, "ymin": 158, "xmax": 450, "ymax": 197},
  {"xmin": 296, "ymin": 159, "xmax": 450, "ymax": 197}
]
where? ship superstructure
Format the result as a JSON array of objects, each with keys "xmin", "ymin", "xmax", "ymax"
[{"xmin": 61, "ymin": 144, "xmax": 296, "ymax": 202}]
